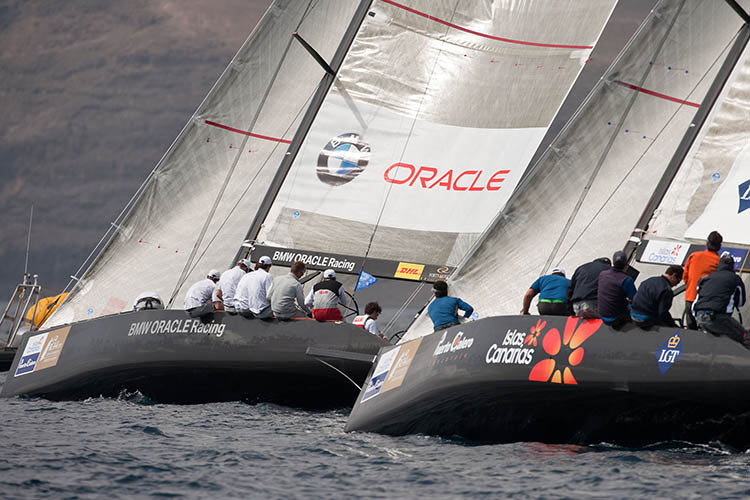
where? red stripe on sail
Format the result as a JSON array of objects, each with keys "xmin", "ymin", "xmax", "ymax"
[
  {"xmin": 204, "ymin": 120, "xmax": 292, "ymax": 144},
  {"xmin": 380, "ymin": 0, "xmax": 594, "ymax": 49},
  {"xmin": 614, "ymin": 81, "xmax": 700, "ymax": 108}
]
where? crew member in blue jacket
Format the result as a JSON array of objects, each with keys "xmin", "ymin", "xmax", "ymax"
[
  {"xmin": 521, "ymin": 267, "xmax": 570, "ymax": 316},
  {"xmin": 630, "ymin": 265, "xmax": 683, "ymax": 329},
  {"xmin": 428, "ymin": 280, "xmax": 474, "ymax": 331}
]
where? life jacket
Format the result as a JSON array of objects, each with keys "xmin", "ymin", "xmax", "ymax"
[{"xmin": 353, "ymin": 315, "xmax": 368, "ymax": 328}]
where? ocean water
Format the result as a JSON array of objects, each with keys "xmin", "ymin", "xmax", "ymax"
[{"xmin": 2, "ymin": 371, "xmax": 750, "ymax": 499}]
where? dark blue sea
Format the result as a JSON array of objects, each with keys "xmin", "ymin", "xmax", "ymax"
[{"xmin": 2, "ymin": 372, "xmax": 750, "ymax": 499}]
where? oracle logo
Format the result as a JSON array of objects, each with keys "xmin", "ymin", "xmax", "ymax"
[{"xmin": 383, "ymin": 163, "xmax": 509, "ymax": 191}]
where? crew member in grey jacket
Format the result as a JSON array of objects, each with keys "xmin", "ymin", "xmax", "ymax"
[{"xmin": 270, "ymin": 260, "xmax": 311, "ymax": 320}]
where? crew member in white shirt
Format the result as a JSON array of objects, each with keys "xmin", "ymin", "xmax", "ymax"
[
  {"xmin": 218, "ymin": 258, "xmax": 250, "ymax": 313},
  {"xmin": 236, "ymin": 256, "xmax": 274, "ymax": 319},
  {"xmin": 184, "ymin": 269, "xmax": 221, "ymax": 317}
]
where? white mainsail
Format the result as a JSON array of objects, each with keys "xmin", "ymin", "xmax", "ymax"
[
  {"xmin": 256, "ymin": 0, "xmax": 618, "ymax": 272},
  {"xmin": 47, "ymin": 1, "xmax": 361, "ymax": 327},
  {"xmin": 403, "ymin": 0, "xmax": 746, "ymax": 340}
]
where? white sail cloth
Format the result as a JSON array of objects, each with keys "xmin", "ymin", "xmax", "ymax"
[
  {"xmin": 403, "ymin": 0, "xmax": 745, "ymax": 340},
  {"xmin": 47, "ymin": 1, "xmax": 360, "ymax": 327}
]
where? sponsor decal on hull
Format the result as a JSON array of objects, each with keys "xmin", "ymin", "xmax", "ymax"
[
  {"xmin": 526, "ymin": 318, "xmax": 602, "ymax": 385},
  {"xmin": 380, "ymin": 338, "xmax": 423, "ymax": 394},
  {"xmin": 14, "ymin": 327, "xmax": 70, "ymax": 377},
  {"xmin": 128, "ymin": 319, "xmax": 226, "ymax": 338},
  {"xmin": 640, "ymin": 240, "xmax": 689, "ymax": 266},
  {"xmin": 394, "ymin": 262, "xmax": 424, "ymax": 280},
  {"xmin": 362, "ymin": 346, "xmax": 402, "ymax": 402},
  {"xmin": 656, "ymin": 332, "xmax": 682, "ymax": 376},
  {"xmin": 432, "ymin": 331, "xmax": 474, "ymax": 364},
  {"xmin": 486, "ymin": 328, "xmax": 535, "ymax": 365}
]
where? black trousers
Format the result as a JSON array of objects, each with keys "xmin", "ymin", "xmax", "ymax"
[{"xmin": 537, "ymin": 302, "xmax": 569, "ymax": 316}]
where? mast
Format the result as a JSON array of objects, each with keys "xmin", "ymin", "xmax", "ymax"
[
  {"xmin": 623, "ymin": 14, "xmax": 750, "ymax": 259},
  {"xmin": 234, "ymin": 0, "xmax": 374, "ymax": 263}
]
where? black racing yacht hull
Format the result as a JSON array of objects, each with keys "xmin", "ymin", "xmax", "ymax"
[
  {"xmin": 0, "ymin": 310, "xmax": 386, "ymax": 408},
  {"xmin": 346, "ymin": 315, "xmax": 750, "ymax": 447}
]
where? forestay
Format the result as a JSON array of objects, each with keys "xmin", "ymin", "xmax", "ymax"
[
  {"xmin": 256, "ymin": 0, "xmax": 617, "ymax": 270},
  {"xmin": 403, "ymin": 0, "xmax": 745, "ymax": 340},
  {"xmin": 47, "ymin": 1, "xmax": 360, "ymax": 327}
]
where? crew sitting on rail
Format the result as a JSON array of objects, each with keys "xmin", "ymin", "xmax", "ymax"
[
  {"xmin": 521, "ymin": 267, "xmax": 570, "ymax": 316},
  {"xmin": 597, "ymin": 251, "xmax": 636, "ymax": 329},
  {"xmin": 184, "ymin": 269, "xmax": 221, "ymax": 318},
  {"xmin": 630, "ymin": 265, "xmax": 683, "ymax": 329},
  {"xmin": 236, "ymin": 256, "xmax": 274, "ymax": 319},
  {"xmin": 305, "ymin": 269, "xmax": 347, "ymax": 322},
  {"xmin": 270, "ymin": 260, "xmax": 311, "ymax": 320},
  {"xmin": 427, "ymin": 280, "xmax": 474, "ymax": 331},
  {"xmin": 693, "ymin": 255, "xmax": 748, "ymax": 346},
  {"xmin": 567, "ymin": 257, "xmax": 611, "ymax": 318},
  {"xmin": 353, "ymin": 301, "xmax": 384, "ymax": 339},
  {"xmin": 218, "ymin": 258, "xmax": 250, "ymax": 314},
  {"xmin": 133, "ymin": 291, "xmax": 164, "ymax": 311}
]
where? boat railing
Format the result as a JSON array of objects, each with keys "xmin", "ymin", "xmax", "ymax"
[{"xmin": 1, "ymin": 274, "xmax": 42, "ymax": 348}]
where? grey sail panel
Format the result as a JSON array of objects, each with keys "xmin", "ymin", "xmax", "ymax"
[
  {"xmin": 648, "ymin": 40, "xmax": 750, "ymax": 247},
  {"xmin": 47, "ymin": 1, "xmax": 360, "ymax": 326},
  {"xmin": 403, "ymin": 0, "xmax": 744, "ymax": 339},
  {"xmin": 257, "ymin": 0, "xmax": 618, "ymax": 271}
]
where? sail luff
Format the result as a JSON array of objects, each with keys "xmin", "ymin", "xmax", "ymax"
[
  {"xmin": 239, "ymin": 0, "xmax": 375, "ymax": 256},
  {"xmin": 725, "ymin": 0, "xmax": 750, "ymax": 23},
  {"xmin": 624, "ymin": 23, "xmax": 750, "ymax": 259}
]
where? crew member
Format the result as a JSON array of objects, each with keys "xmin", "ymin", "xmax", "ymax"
[
  {"xmin": 521, "ymin": 268, "xmax": 570, "ymax": 316},
  {"xmin": 567, "ymin": 257, "xmax": 611, "ymax": 318},
  {"xmin": 218, "ymin": 258, "xmax": 250, "ymax": 313},
  {"xmin": 184, "ymin": 269, "xmax": 220, "ymax": 318},
  {"xmin": 630, "ymin": 265, "xmax": 683, "ymax": 329},
  {"xmin": 683, "ymin": 231, "xmax": 722, "ymax": 329},
  {"xmin": 353, "ymin": 301, "xmax": 384, "ymax": 339},
  {"xmin": 427, "ymin": 280, "xmax": 474, "ymax": 331},
  {"xmin": 305, "ymin": 269, "xmax": 347, "ymax": 321},
  {"xmin": 236, "ymin": 256, "xmax": 273, "ymax": 319},
  {"xmin": 597, "ymin": 251, "xmax": 636, "ymax": 328},
  {"xmin": 693, "ymin": 255, "xmax": 748, "ymax": 345},
  {"xmin": 212, "ymin": 287, "xmax": 224, "ymax": 312},
  {"xmin": 270, "ymin": 260, "xmax": 310, "ymax": 320}
]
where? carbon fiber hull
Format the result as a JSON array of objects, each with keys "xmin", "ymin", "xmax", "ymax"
[
  {"xmin": 346, "ymin": 315, "xmax": 750, "ymax": 447},
  {"xmin": 1, "ymin": 310, "xmax": 386, "ymax": 408}
]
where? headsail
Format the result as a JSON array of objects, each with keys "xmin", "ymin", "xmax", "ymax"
[
  {"xmin": 254, "ymin": 0, "xmax": 618, "ymax": 290},
  {"xmin": 402, "ymin": 0, "xmax": 746, "ymax": 340},
  {"xmin": 47, "ymin": 1, "xmax": 362, "ymax": 327}
]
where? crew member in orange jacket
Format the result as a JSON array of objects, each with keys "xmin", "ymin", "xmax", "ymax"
[{"xmin": 683, "ymin": 231, "xmax": 722, "ymax": 329}]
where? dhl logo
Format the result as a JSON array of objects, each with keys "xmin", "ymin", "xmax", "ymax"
[{"xmin": 394, "ymin": 262, "xmax": 425, "ymax": 280}]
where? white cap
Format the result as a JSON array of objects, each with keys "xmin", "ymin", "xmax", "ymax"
[
  {"xmin": 551, "ymin": 267, "xmax": 565, "ymax": 276},
  {"xmin": 239, "ymin": 258, "xmax": 251, "ymax": 269},
  {"xmin": 207, "ymin": 269, "xmax": 221, "ymax": 280},
  {"xmin": 323, "ymin": 269, "xmax": 336, "ymax": 279},
  {"xmin": 258, "ymin": 256, "xmax": 272, "ymax": 266}
]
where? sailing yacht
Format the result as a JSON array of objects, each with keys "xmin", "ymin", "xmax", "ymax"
[
  {"xmin": 346, "ymin": 0, "xmax": 750, "ymax": 446},
  {"xmin": 0, "ymin": 0, "xmax": 620, "ymax": 404}
]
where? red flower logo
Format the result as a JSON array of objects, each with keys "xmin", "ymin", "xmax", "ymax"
[
  {"xmin": 528, "ymin": 317, "xmax": 602, "ymax": 385},
  {"xmin": 524, "ymin": 319, "xmax": 546, "ymax": 347}
]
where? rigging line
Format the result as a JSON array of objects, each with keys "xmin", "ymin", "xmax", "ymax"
[
  {"xmin": 382, "ymin": 281, "xmax": 426, "ymax": 334},
  {"xmin": 541, "ymin": 0, "xmax": 688, "ymax": 275},
  {"xmin": 358, "ymin": 0, "xmax": 460, "ymax": 281},
  {"xmin": 552, "ymin": 37, "xmax": 732, "ymax": 268},
  {"xmin": 171, "ymin": 88, "xmax": 319, "ymax": 294},
  {"xmin": 167, "ymin": 0, "xmax": 319, "ymax": 307}
]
